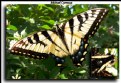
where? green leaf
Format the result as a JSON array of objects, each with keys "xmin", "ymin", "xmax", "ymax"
[
  {"xmin": 19, "ymin": 17, "xmax": 30, "ymax": 21},
  {"xmin": 44, "ymin": 5, "xmax": 54, "ymax": 12},
  {"xmin": 79, "ymin": 70, "xmax": 86, "ymax": 74},
  {"xmin": 42, "ymin": 20, "xmax": 55, "ymax": 25},
  {"xmin": 40, "ymin": 25, "xmax": 51, "ymax": 30},
  {"xmin": 48, "ymin": 20, "xmax": 55, "ymax": 25},
  {"xmin": 59, "ymin": 74, "xmax": 68, "ymax": 79},
  {"xmin": 7, "ymin": 25, "xmax": 17, "ymax": 31},
  {"xmin": 50, "ymin": 67, "xmax": 60, "ymax": 79}
]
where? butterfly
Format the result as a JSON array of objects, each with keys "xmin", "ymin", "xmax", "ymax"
[
  {"xmin": 9, "ymin": 8, "xmax": 109, "ymax": 66},
  {"xmin": 90, "ymin": 48, "xmax": 117, "ymax": 78}
]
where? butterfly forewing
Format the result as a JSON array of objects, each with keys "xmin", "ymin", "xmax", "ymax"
[{"xmin": 10, "ymin": 8, "xmax": 108, "ymax": 66}]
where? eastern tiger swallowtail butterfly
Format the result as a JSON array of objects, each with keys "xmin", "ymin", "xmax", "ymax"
[
  {"xmin": 90, "ymin": 48, "xmax": 116, "ymax": 78},
  {"xmin": 9, "ymin": 8, "xmax": 109, "ymax": 66}
]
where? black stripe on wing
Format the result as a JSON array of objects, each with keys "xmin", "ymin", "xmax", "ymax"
[
  {"xmin": 85, "ymin": 9, "xmax": 109, "ymax": 39},
  {"xmin": 27, "ymin": 37, "xmax": 33, "ymax": 44},
  {"xmin": 11, "ymin": 47, "xmax": 49, "ymax": 59},
  {"xmin": 55, "ymin": 24, "xmax": 70, "ymax": 52},
  {"xmin": 41, "ymin": 30, "xmax": 69, "ymax": 54},
  {"xmin": 33, "ymin": 33, "xmax": 40, "ymax": 43},
  {"xmin": 69, "ymin": 18, "xmax": 74, "ymax": 51},
  {"xmin": 84, "ymin": 12, "xmax": 89, "ymax": 19},
  {"xmin": 27, "ymin": 33, "xmax": 47, "ymax": 47},
  {"xmin": 77, "ymin": 15, "xmax": 84, "ymax": 31}
]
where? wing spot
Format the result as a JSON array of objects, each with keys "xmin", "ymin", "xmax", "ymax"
[
  {"xmin": 28, "ymin": 53, "xmax": 30, "ymax": 55},
  {"xmin": 94, "ymin": 27, "xmax": 97, "ymax": 30},
  {"xmin": 77, "ymin": 63, "xmax": 81, "ymax": 66},
  {"xmin": 80, "ymin": 58, "xmax": 84, "ymax": 61},
  {"xmin": 57, "ymin": 64, "xmax": 62, "ymax": 67},
  {"xmin": 92, "ymin": 31, "xmax": 94, "ymax": 34},
  {"xmin": 83, "ymin": 51, "xmax": 87, "ymax": 55},
  {"xmin": 37, "ymin": 56, "xmax": 40, "ymax": 58},
  {"xmin": 85, "ymin": 44, "xmax": 88, "ymax": 48},
  {"xmin": 19, "ymin": 52, "xmax": 21, "ymax": 54},
  {"xmin": 32, "ymin": 55, "xmax": 35, "ymax": 57},
  {"xmin": 23, "ymin": 53, "xmax": 26, "ymax": 55},
  {"xmin": 11, "ymin": 50, "xmax": 14, "ymax": 52},
  {"xmin": 96, "ymin": 23, "xmax": 99, "ymax": 26}
]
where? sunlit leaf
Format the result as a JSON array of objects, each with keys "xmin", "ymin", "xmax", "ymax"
[
  {"xmin": 59, "ymin": 74, "xmax": 68, "ymax": 79},
  {"xmin": 7, "ymin": 25, "xmax": 17, "ymax": 31},
  {"xmin": 40, "ymin": 25, "xmax": 52, "ymax": 30}
]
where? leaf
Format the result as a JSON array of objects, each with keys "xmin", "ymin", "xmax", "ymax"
[
  {"xmin": 7, "ymin": 25, "xmax": 17, "ymax": 31},
  {"xmin": 40, "ymin": 25, "xmax": 51, "ymax": 30},
  {"xmin": 42, "ymin": 57, "xmax": 56, "ymax": 70},
  {"xmin": 19, "ymin": 17, "xmax": 35, "ymax": 23},
  {"xmin": 42, "ymin": 20, "xmax": 55, "ymax": 25},
  {"xmin": 59, "ymin": 74, "xmax": 68, "ymax": 79},
  {"xmin": 50, "ymin": 67, "xmax": 60, "ymax": 79},
  {"xmin": 20, "ymin": 28, "xmax": 27, "ymax": 38},
  {"xmin": 43, "ymin": 5, "xmax": 54, "ymax": 12},
  {"xmin": 79, "ymin": 70, "xmax": 86, "ymax": 74},
  {"xmin": 48, "ymin": 20, "xmax": 55, "ymax": 25},
  {"xmin": 73, "ymin": 4, "xmax": 87, "ymax": 15}
]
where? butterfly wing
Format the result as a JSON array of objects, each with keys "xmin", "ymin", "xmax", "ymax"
[
  {"xmin": 9, "ymin": 8, "xmax": 109, "ymax": 66},
  {"xmin": 90, "ymin": 48, "xmax": 116, "ymax": 77}
]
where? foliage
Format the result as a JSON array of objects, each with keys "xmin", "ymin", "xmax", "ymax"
[{"xmin": 6, "ymin": 4, "xmax": 119, "ymax": 80}]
